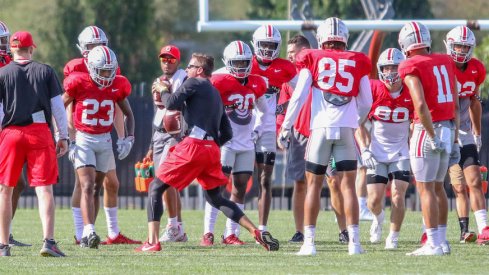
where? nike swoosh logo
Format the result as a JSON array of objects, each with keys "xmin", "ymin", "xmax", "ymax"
[
  {"xmin": 112, "ymin": 89, "xmax": 119, "ymax": 92},
  {"xmin": 252, "ymin": 85, "xmax": 258, "ymax": 88},
  {"xmin": 274, "ymin": 69, "xmax": 281, "ymax": 73},
  {"xmin": 404, "ymin": 99, "xmax": 411, "ymax": 102},
  {"xmin": 141, "ymin": 245, "xmax": 157, "ymax": 251},
  {"xmin": 472, "ymin": 70, "xmax": 478, "ymax": 74}
]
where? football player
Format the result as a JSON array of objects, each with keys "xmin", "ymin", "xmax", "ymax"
[
  {"xmin": 147, "ymin": 45, "xmax": 188, "ymax": 243},
  {"xmin": 62, "ymin": 46, "xmax": 135, "ymax": 248},
  {"xmin": 250, "ymin": 25, "xmax": 297, "ymax": 233},
  {"xmin": 0, "ymin": 21, "xmax": 31, "ymax": 247},
  {"xmin": 398, "ymin": 21, "xmax": 459, "ymax": 256},
  {"xmin": 444, "ymin": 26, "xmax": 489, "ymax": 244},
  {"xmin": 356, "ymin": 48, "xmax": 413, "ymax": 249},
  {"xmin": 64, "ymin": 26, "xmax": 140, "ymax": 245},
  {"xmin": 279, "ymin": 17, "xmax": 372, "ymax": 255},
  {"xmin": 201, "ymin": 41, "xmax": 268, "ymax": 246}
]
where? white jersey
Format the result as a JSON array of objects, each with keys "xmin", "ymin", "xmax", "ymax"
[{"xmin": 370, "ymin": 120, "xmax": 410, "ymax": 162}]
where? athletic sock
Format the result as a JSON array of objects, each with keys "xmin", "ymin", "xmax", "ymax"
[
  {"xmin": 359, "ymin": 197, "xmax": 368, "ymax": 210},
  {"xmin": 388, "ymin": 230, "xmax": 399, "ymax": 240},
  {"xmin": 474, "ymin": 209, "xmax": 488, "ymax": 234},
  {"xmin": 426, "ymin": 227, "xmax": 439, "ymax": 247},
  {"xmin": 374, "ymin": 210, "xmax": 385, "ymax": 225},
  {"xmin": 304, "ymin": 225, "xmax": 316, "ymax": 245},
  {"xmin": 438, "ymin": 224, "xmax": 447, "ymax": 243},
  {"xmin": 72, "ymin": 207, "xmax": 83, "ymax": 241},
  {"xmin": 104, "ymin": 207, "xmax": 120, "ymax": 239},
  {"xmin": 82, "ymin": 224, "xmax": 96, "ymax": 238},
  {"xmin": 458, "ymin": 217, "xmax": 469, "ymax": 234},
  {"xmin": 204, "ymin": 202, "xmax": 219, "ymax": 234},
  {"xmin": 168, "ymin": 217, "xmax": 178, "ymax": 227},
  {"xmin": 347, "ymin": 224, "xmax": 360, "ymax": 245},
  {"xmin": 258, "ymin": 225, "xmax": 267, "ymax": 232}
]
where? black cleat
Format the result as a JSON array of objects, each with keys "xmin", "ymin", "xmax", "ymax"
[
  {"xmin": 0, "ymin": 244, "xmax": 10, "ymax": 256},
  {"xmin": 9, "ymin": 234, "xmax": 31, "ymax": 247},
  {"xmin": 40, "ymin": 239, "xmax": 66, "ymax": 257},
  {"xmin": 339, "ymin": 229, "xmax": 349, "ymax": 244},
  {"xmin": 288, "ymin": 231, "xmax": 304, "ymax": 243},
  {"xmin": 80, "ymin": 232, "xmax": 101, "ymax": 249},
  {"xmin": 254, "ymin": 230, "xmax": 279, "ymax": 251}
]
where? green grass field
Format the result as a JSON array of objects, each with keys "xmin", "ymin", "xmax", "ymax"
[{"xmin": 0, "ymin": 208, "xmax": 487, "ymax": 274}]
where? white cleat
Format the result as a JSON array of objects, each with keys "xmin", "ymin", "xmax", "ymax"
[
  {"xmin": 159, "ymin": 225, "xmax": 186, "ymax": 242},
  {"xmin": 359, "ymin": 207, "xmax": 374, "ymax": 221},
  {"xmin": 348, "ymin": 243, "xmax": 365, "ymax": 255},
  {"xmin": 406, "ymin": 244, "xmax": 444, "ymax": 256},
  {"xmin": 385, "ymin": 236, "xmax": 399, "ymax": 250},
  {"xmin": 296, "ymin": 243, "xmax": 317, "ymax": 256},
  {"xmin": 369, "ymin": 222, "xmax": 382, "ymax": 244},
  {"xmin": 441, "ymin": 240, "xmax": 451, "ymax": 255}
]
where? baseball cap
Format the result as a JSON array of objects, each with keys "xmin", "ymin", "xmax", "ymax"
[
  {"xmin": 159, "ymin": 45, "xmax": 180, "ymax": 60},
  {"xmin": 10, "ymin": 31, "xmax": 36, "ymax": 48}
]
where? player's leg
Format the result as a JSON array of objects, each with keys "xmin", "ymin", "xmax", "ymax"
[
  {"xmin": 327, "ymin": 171, "xmax": 348, "ymax": 244},
  {"xmin": 0, "ymin": 185, "xmax": 13, "ymax": 256},
  {"xmin": 9, "ymin": 173, "xmax": 31, "ymax": 247},
  {"xmin": 71, "ymin": 171, "xmax": 84, "ymax": 244},
  {"xmin": 357, "ymin": 166, "xmax": 373, "ymax": 221},
  {"xmin": 366, "ymin": 163, "xmax": 388, "ymax": 244},
  {"xmin": 256, "ymin": 131, "xmax": 276, "ymax": 230},
  {"xmin": 448, "ymin": 164, "xmax": 474, "ymax": 242}
]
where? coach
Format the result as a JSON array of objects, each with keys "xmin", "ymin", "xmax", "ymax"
[{"xmin": 0, "ymin": 31, "xmax": 68, "ymax": 257}]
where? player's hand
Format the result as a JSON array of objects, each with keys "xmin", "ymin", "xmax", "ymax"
[
  {"xmin": 449, "ymin": 143, "xmax": 461, "ymax": 167},
  {"xmin": 251, "ymin": 130, "xmax": 260, "ymax": 144},
  {"xmin": 145, "ymin": 148, "xmax": 153, "ymax": 161},
  {"xmin": 67, "ymin": 140, "xmax": 77, "ymax": 162},
  {"xmin": 117, "ymin": 136, "xmax": 135, "ymax": 160},
  {"xmin": 277, "ymin": 128, "xmax": 291, "ymax": 150},
  {"xmin": 361, "ymin": 148, "xmax": 376, "ymax": 170},
  {"xmin": 55, "ymin": 139, "xmax": 69, "ymax": 158},
  {"xmin": 152, "ymin": 78, "xmax": 171, "ymax": 94},
  {"xmin": 428, "ymin": 135, "xmax": 445, "ymax": 153},
  {"xmin": 474, "ymin": 135, "xmax": 482, "ymax": 152}
]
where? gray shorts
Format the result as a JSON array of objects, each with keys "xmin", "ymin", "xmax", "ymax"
[
  {"xmin": 305, "ymin": 127, "xmax": 357, "ymax": 166},
  {"xmin": 286, "ymin": 128, "xmax": 307, "ymax": 181},
  {"xmin": 409, "ymin": 122, "xmax": 454, "ymax": 182},
  {"xmin": 221, "ymin": 146, "xmax": 255, "ymax": 174},
  {"xmin": 152, "ymin": 130, "xmax": 179, "ymax": 169},
  {"xmin": 367, "ymin": 159, "xmax": 410, "ymax": 179},
  {"xmin": 255, "ymin": 131, "xmax": 277, "ymax": 153},
  {"xmin": 75, "ymin": 132, "xmax": 114, "ymax": 173}
]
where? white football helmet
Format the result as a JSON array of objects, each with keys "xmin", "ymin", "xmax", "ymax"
[
  {"xmin": 223, "ymin": 40, "xmax": 253, "ymax": 78},
  {"xmin": 316, "ymin": 17, "xmax": 349, "ymax": 48},
  {"xmin": 398, "ymin": 21, "xmax": 431, "ymax": 55},
  {"xmin": 87, "ymin": 46, "xmax": 118, "ymax": 88},
  {"xmin": 444, "ymin": 26, "xmax": 476, "ymax": 63},
  {"xmin": 252, "ymin": 24, "xmax": 281, "ymax": 62},
  {"xmin": 0, "ymin": 21, "xmax": 9, "ymax": 54},
  {"xmin": 77, "ymin": 26, "xmax": 108, "ymax": 58},
  {"xmin": 377, "ymin": 48, "xmax": 405, "ymax": 85}
]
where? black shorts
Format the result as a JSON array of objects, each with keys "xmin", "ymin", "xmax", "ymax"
[{"xmin": 459, "ymin": 144, "xmax": 480, "ymax": 169}]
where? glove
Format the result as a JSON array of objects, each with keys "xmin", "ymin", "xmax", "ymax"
[
  {"xmin": 449, "ymin": 143, "xmax": 461, "ymax": 167},
  {"xmin": 361, "ymin": 148, "xmax": 376, "ymax": 170},
  {"xmin": 68, "ymin": 141, "xmax": 77, "ymax": 163},
  {"xmin": 474, "ymin": 135, "xmax": 482, "ymax": 152},
  {"xmin": 277, "ymin": 128, "xmax": 291, "ymax": 150},
  {"xmin": 427, "ymin": 135, "xmax": 445, "ymax": 153},
  {"xmin": 117, "ymin": 136, "xmax": 135, "ymax": 160},
  {"xmin": 275, "ymin": 104, "xmax": 285, "ymax": 115},
  {"xmin": 251, "ymin": 130, "xmax": 260, "ymax": 144}
]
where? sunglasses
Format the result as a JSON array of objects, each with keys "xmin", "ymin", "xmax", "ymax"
[
  {"xmin": 186, "ymin": 64, "xmax": 201, "ymax": 69},
  {"xmin": 160, "ymin": 57, "xmax": 177, "ymax": 64}
]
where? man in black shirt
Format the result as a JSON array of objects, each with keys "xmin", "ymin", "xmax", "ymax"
[
  {"xmin": 0, "ymin": 31, "xmax": 68, "ymax": 257},
  {"xmin": 135, "ymin": 53, "xmax": 279, "ymax": 252}
]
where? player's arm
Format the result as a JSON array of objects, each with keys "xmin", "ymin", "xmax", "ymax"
[
  {"xmin": 355, "ymin": 116, "xmax": 370, "ymax": 150},
  {"xmin": 116, "ymin": 98, "xmax": 135, "ymax": 137},
  {"xmin": 51, "ymin": 94, "xmax": 69, "ymax": 157},
  {"xmin": 253, "ymin": 96, "xmax": 268, "ymax": 136},
  {"xmin": 356, "ymin": 75, "xmax": 373, "ymax": 124},
  {"xmin": 452, "ymin": 78, "xmax": 460, "ymax": 142},
  {"xmin": 280, "ymin": 68, "xmax": 312, "ymax": 131},
  {"xmin": 219, "ymin": 107, "xmax": 233, "ymax": 146},
  {"xmin": 113, "ymin": 104, "xmax": 125, "ymax": 139},
  {"xmin": 404, "ymin": 75, "xmax": 436, "ymax": 138},
  {"xmin": 469, "ymin": 88, "xmax": 482, "ymax": 137}
]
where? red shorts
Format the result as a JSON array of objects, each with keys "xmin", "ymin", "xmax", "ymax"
[
  {"xmin": 0, "ymin": 123, "xmax": 58, "ymax": 187},
  {"xmin": 157, "ymin": 137, "xmax": 228, "ymax": 191}
]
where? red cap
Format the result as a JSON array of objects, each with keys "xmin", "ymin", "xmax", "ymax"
[
  {"xmin": 10, "ymin": 31, "xmax": 37, "ymax": 48},
  {"xmin": 159, "ymin": 45, "xmax": 180, "ymax": 60}
]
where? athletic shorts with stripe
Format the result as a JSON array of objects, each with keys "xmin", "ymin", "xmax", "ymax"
[{"xmin": 74, "ymin": 131, "xmax": 114, "ymax": 173}]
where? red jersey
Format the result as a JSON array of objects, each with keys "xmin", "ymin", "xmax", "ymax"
[
  {"xmin": 276, "ymin": 82, "xmax": 293, "ymax": 132},
  {"xmin": 294, "ymin": 91, "xmax": 313, "ymax": 137},
  {"xmin": 251, "ymin": 56, "xmax": 296, "ymax": 89},
  {"xmin": 0, "ymin": 53, "xmax": 10, "ymax": 68},
  {"xmin": 64, "ymin": 72, "xmax": 131, "ymax": 134},
  {"xmin": 63, "ymin": 57, "xmax": 121, "ymax": 77},
  {"xmin": 454, "ymin": 58, "xmax": 486, "ymax": 98},
  {"xmin": 211, "ymin": 73, "xmax": 266, "ymax": 108},
  {"xmin": 369, "ymin": 80, "xmax": 414, "ymax": 123},
  {"xmin": 295, "ymin": 49, "xmax": 371, "ymax": 97},
  {"xmin": 399, "ymin": 53, "xmax": 456, "ymax": 123}
]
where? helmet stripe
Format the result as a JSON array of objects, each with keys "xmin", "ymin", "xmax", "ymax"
[
  {"xmin": 91, "ymin": 26, "xmax": 100, "ymax": 39},
  {"xmin": 333, "ymin": 18, "xmax": 338, "ymax": 36},
  {"xmin": 236, "ymin": 41, "xmax": 243, "ymax": 55},
  {"xmin": 266, "ymin": 25, "xmax": 272, "ymax": 38},
  {"xmin": 461, "ymin": 26, "xmax": 467, "ymax": 41},
  {"xmin": 411, "ymin": 22, "xmax": 422, "ymax": 44},
  {"xmin": 0, "ymin": 21, "xmax": 7, "ymax": 33},
  {"xmin": 387, "ymin": 48, "xmax": 393, "ymax": 61},
  {"xmin": 102, "ymin": 46, "xmax": 111, "ymax": 64}
]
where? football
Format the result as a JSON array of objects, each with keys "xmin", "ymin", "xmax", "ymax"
[
  {"xmin": 163, "ymin": 109, "xmax": 182, "ymax": 134},
  {"xmin": 152, "ymin": 77, "xmax": 172, "ymax": 109}
]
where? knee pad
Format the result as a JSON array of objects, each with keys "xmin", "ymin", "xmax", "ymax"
[
  {"xmin": 390, "ymin": 170, "xmax": 411, "ymax": 183},
  {"xmin": 222, "ymin": 165, "xmax": 233, "ymax": 175},
  {"xmin": 335, "ymin": 160, "xmax": 357, "ymax": 172},
  {"xmin": 306, "ymin": 161, "xmax": 327, "ymax": 175},
  {"xmin": 367, "ymin": 174, "xmax": 388, "ymax": 184},
  {"xmin": 263, "ymin": 152, "xmax": 276, "ymax": 165}
]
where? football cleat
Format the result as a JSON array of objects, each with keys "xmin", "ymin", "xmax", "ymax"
[
  {"xmin": 460, "ymin": 231, "xmax": 477, "ymax": 243},
  {"xmin": 406, "ymin": 244, "xmax": 443, "ymax": 256},
  {"xmin": 40, "ymin": 239, "xmax": 65, "ymax": 257},
  {"xmin": 288, "ymin": 231, "xmax": 304, "ymax": 243},
  {"xmin": 477, "ymin": 226, "xmax": 489, "ymax": 245},
  {"xmin": 420, "ymin": 232, "xmax": 427, "ymax": 245},
  {"xmin": 134, "ymin": 241, "xmax": 161, "ymax": 252},
  {"xmin": 339, "ymin": 230, "xmax": 349, "ymax": 244},
  {"xmin": 369, "ymin": 221, "xmax": 382, "ymax": 244},
  {"xmin": 222, "ymin": 234, "xmax": 245, "ymax": 245},
  {"xmin": 348, "ymin": 243, "xmax": 365, "ymax": 255},
  {"xmin": 359, "ymin": 207, "xmax": 374, "ymax": 221},
  {"xmin": 103, "ymin": 233, "xmax": 142, "ymax": 245},
  {"xmin": 296, "ymin": 243, "xmax": 316, "ymax": 256},
  {"xmin": 159, "ymin": 225, "xmax": 187, "ymax": 242},
  {"xmin": 200, "ymin": 232, "xmax": 214, "ymax": 247},
  {"xmin": 9, "ymin": 234, "xmax": 31, "ymax": 247},
  {"xmin": 254, "ymin": 230, "xmax": 279, "ymax": 251},
  {"xmin": 80, "ymin": 232, "xmax": 101, "ymax": 249},
  {"xmin": 385, "ymin": 236, "xmax": 399, "ymax": 250},
  {"xmin": 74, "ymin": 235, "xmax": 80, "ymax": 245},
  {"xmin": 441, "ymin": 240, "xmax": 451, "ymax": 255},
  {"xmin": 0, "ymin": 244, "xmax": 11, "ymax": 256}
]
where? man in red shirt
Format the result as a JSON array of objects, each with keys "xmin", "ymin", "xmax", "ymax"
[{"xmin": 398, "ymin": 21, "xmax": 459, "ymax": 256}]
